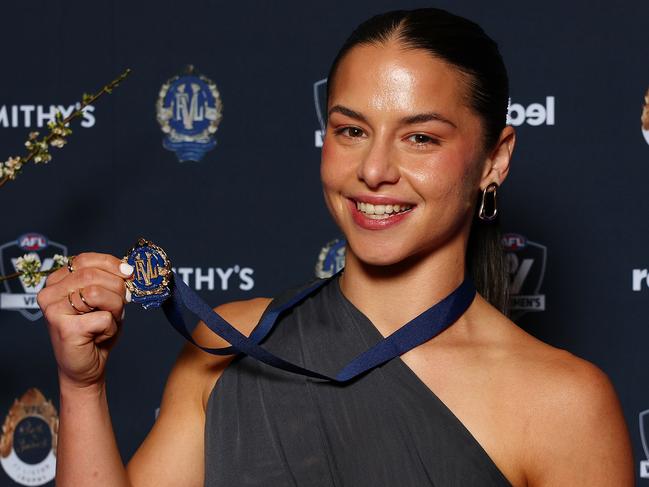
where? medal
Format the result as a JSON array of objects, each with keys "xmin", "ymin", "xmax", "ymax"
[{"xmin": 123, "ymin": 237, "xmax": 172, "ymax": 309}]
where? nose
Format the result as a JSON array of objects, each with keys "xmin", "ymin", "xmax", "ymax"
[{"xmin": 357, "ymin": 138, "xmax": 400, "ymax": 189}]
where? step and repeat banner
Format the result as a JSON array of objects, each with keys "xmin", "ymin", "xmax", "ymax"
[{"xmin": 1, "ymin": 0, "xmax": 648, "ymax": 485}]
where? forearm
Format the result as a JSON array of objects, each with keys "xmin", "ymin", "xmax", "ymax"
[{"xmin": 56, "ymin": 378, "xmax": 132, "ymax": 487}]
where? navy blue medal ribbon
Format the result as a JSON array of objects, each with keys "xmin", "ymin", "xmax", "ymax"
[
  {"xmin": 162, "ymin": 271, "xmax": 476, "ymax": 383},
  {"xmin": 125, "ymin": 237, "xmax": 476, "ymax": 383}
]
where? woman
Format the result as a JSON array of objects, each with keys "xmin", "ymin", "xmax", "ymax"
[{"xmin": 37, "ymin": 8, "xmax": 633, "ymax": 487}]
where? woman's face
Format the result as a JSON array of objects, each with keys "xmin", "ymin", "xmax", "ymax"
[{"xmin": 321, "ymin": 42, "xmax": 490, "ymax": 267}]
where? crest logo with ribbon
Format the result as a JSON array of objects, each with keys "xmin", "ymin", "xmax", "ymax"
[{"xmin": 157, "ymin": 65, "xmax": 223, "ymax": 162}]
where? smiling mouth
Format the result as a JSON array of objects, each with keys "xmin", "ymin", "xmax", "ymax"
[{"xmin": 354, "ymin": 200, "xmax": 414, "ymax": 220}]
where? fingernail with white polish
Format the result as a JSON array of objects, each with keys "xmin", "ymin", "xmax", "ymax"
[
  {"xmin": 120, "ymin": 263, "xmax": 134, "ymax": 276},
  {"xmin": 125, "ymin": 288, "xmax": 132, "ymax": 303},
  {"xmin": 121, "ymin": 308, "xmax": 126, "ymax": 321}
]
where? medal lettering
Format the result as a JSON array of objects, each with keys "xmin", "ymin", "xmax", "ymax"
[
  {"xmin": 134, "ymin": 252, "xmax": 159, "ymax": 286},
  {"xmin": 175, "ymin": 83, "xmax": 205, "ymax": 129}
]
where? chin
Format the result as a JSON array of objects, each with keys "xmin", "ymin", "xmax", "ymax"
[{"xmin": 346, "ymin": 237, "xmax": 420, "ymax": 268}]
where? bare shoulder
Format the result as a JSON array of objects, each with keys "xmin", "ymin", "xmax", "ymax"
[
  {"xmin": 485, "ymin": 310, "xmax": 634, "ymax": 486},
  {"xmin": 126, "ymin": 297, "xmax": 271, "ymax": 486},
  {"xmin": 189, "ymin": 297, "xmax": 273, "ymax": 406},
  {"xmin": 191, "ymin": 297, "xmax": 273, "ymax": 351}
]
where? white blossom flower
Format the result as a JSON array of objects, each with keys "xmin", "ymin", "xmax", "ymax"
[
  {"xmin": 50, "ymin": 137, "xmax": 66, "ymax": 148},
  {"xmin": 16, "ymin": 253, "xmax": 41, "ymax": 269},
  {"xmin": 5, "ymin": 157, "xmax": 20, "ymax": 169},
  {"xmin": 15, "ymin": 253, "xmax": 43, "ymax": 288},
  {"xmin": 52, "ymin": 254, "xmax": 68, "ymax": 268},
  {"xmin": 1, "ymin": 163, "xmax": 14, "ymax": 179}
]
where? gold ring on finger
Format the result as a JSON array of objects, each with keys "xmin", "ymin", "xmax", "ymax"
[
  {"xmin": 78, "ymin": 288, "xmax": 96, "ymax": 312},
  {"xmin": 67, "ymin": 290, "xmax": 85, "ymax": 314},
  {"xmin": 67, "ymin": 255, "xmax": 75, "ymax": 273}
]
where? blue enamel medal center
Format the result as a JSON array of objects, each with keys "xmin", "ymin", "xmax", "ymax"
[{"xmin": 124, "ymin": 238, "xmax": 171, "ymax": 309}]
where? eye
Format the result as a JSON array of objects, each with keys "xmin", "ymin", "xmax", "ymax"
[
  {"xmin": 334, "ymin": 126, "xmax": 365, "ymax": 138},
  {"xmin": 406, "ymin": 133, "xmax": 439, "ymax": 145}
]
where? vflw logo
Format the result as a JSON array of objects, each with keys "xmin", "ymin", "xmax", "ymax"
[
  {"xmin": 0, "ymin": 233, "xmax": 67, "ymax": 321},
  {"xmin": 313, "ymin": 78, "xmax": 328, "ymax": 148},
  {"xmin": 502, "ymin": 233, "xmax": 547, "ymax": 319},
  {"xmin": 639, "ymin": 409, "xmax": 649, "ymax": 478}
]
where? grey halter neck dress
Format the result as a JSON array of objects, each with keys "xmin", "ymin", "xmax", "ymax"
[{"xmin": 204, "ymin": 275, "xmax": 513, "ymax": 487}]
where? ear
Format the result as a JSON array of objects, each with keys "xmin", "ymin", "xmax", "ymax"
[{"xmin": 479, "ymin": 125, "xmax": 516, "ymax": 190}]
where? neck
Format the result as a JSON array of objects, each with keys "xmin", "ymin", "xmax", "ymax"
[{"xmin": 339, "ymin": 243, "xmax": 468, "ymax": 336}]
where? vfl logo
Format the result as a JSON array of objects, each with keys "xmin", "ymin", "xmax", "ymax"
[
  {"xmin": 641, "ymin": 88, "xmax": 649, "ymax": 146},
  {"xmin": 640, "ymin": 409, "xmax": 649, "ymax": 478},
  {"xmin": 313, "ymin": 78, "xmax": 327, "ymax": 148},
  {"xmin": 0, "ymin": 233, "xmax": 67, "ymax": 321},
  {"xmin": 315, "ymin": 238, "xmax": 346, "ymax": 279},
  {"xmin": 0, "ymin": 388, "xmax": 58, "ymax": 486},
  {"xmin": 156, "ymin": 65, "xmax": 223, "ymax": 162},
  {"xmin": 502, "ymin": 233, "xmax": 547, "ymax": 319}
]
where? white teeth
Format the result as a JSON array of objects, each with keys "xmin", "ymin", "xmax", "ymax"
[{"xmin": 355, "ymin": 200, "xmax": 412, "ymax": 217}]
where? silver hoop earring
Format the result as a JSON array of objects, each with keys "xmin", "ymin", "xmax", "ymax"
[{"xmin": 478, "ymin": 182, "xmax": 498, "ymax": 221}]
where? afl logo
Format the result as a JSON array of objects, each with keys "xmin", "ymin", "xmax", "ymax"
[
  {"xmin": 156, "ymin": 65, "xmax": 223, "ymax": 162},
  {"xmin": 502, "ymin": 233, "xmax": 527, "ymax": 252},
  {"xmin": 0, "ymin": 388, "xmax": 58, "ymax": 486},
  {"xmin": 315, "ymin": 238, "xmax": 346, "ymax": 279},
  {"xmin": 18, "ymin": 234, "xmax": 48, "ymax": 252}
]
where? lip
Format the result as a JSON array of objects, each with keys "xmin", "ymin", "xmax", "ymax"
[{"xmin": 346, "ymin": 196, "xmax": 416, "ymax": 230}]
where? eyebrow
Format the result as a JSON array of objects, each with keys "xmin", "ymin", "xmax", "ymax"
[
  {"xmin": 328, "ymin": 104, "xmax": 457, "ymax": 129},
  {"xmin": 328, "ymin": 105, "xmax": 368, "ymax": 124},
  {"xmin": 400, "ymin": 112, "xmax": 457, "ymax": 129}
]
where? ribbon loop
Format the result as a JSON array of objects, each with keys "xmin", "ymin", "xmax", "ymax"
[{"xmin": 162, "ymin": 272, "xmax": 476, "ymax": 383}]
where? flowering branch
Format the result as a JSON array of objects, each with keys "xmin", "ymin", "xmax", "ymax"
[
  {"xmin": 0, "ymin": 254, "xmax": 68, "ymax": 287},
  {"xmin": 0, "ymin": 68, "xmax": 131, "ymax": 188}
]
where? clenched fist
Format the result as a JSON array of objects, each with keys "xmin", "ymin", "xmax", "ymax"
[{"xmin": 37, "ymin": 252, "xmax": 134, "ymax": 390}]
